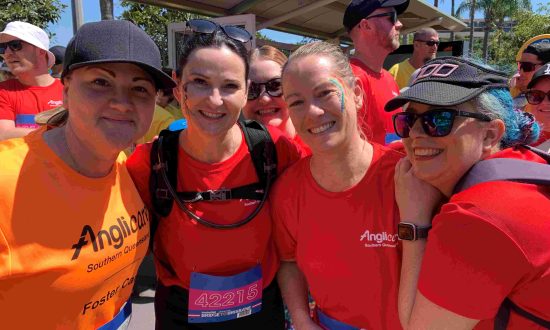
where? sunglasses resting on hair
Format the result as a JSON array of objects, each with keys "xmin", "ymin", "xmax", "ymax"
[
  {"xmin": 365, "ymin": 11, "xmax": 398, "ymax": 25},
  {"xmin": 525, "ymin": 90, "xmax": 550, "ymax": 105},
  {"xmin": 186, "ymin": 19, "xmax": 252, "ymax": 44},
  {"xmin": 247, "ymin": 78, "xmax": 283, "ymax": 100},
  {"xmin": 393, "ymin": 109, "xmax": 492, "ymax": 138},
  {"xmin": 0, "ymin": 40, "xmax": 24, "ymax": 54},
  {"xmin": 517, "ymin": 61, "xmax": 542, "ymax": 73}
]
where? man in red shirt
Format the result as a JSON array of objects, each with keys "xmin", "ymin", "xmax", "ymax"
[
  {"xmin": 343, "ymin": 0, "xmax": 408, "ymax": 145},
  {"xmin": 0, "ymin": 21, "xmax": 63, "ymax": 141}
]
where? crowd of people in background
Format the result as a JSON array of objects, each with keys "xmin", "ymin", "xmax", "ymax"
[{"xmin": 0, "ymin": 0, "xmax": 549, "ymax": 329}]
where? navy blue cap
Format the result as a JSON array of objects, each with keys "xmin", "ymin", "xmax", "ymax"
[
  {"xmin": 62, "ymin": 20, "xmax": 175, "ymax": 89},
  {"xmin": 49, "ymin": 46, "xmax": 66, "ymax": 65},
  {"xmin": 343, "ymin": 0, "xmax": 410, "ymax": 31},
  {"xmin": 528, "ymin": 62, "xmax": 550, "ymax": 89},
  {"xmin": 385, "ymin": 57, "xmax": 509, "ymax": 111}
]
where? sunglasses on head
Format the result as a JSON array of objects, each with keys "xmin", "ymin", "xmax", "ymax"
[
  {"xmin": 416, "ymin": 40, "xmax": 440, "ymax": 47},
  {"xmin": 392, "ymin": 108, "xmax": 492, "ymax": 138},
  {"xmin": 517, "ymin": 61, "xmax": 541, "ymax": 73},
  {"xmin": 365, "ymin": 11, "xmax": 398, "ymax": 25},
  {"xmin": 186, "ymin": 19, "xmax": 252, "ymax": 44},
  {"xmin": 0, "ymin": 40, "xmax": 24, "ymax": 54},
  {"xmin": 525, "ymin": 90, "xmax": 550, "ymax": 105},
  {"xmin": 247, "ymin": 78, "xmax": 283, "ymax": 100}
]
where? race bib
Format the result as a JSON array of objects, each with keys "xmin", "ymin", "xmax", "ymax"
[
  {"xmin": 188, "ymin": 265, "xmax": 262, "ymax": 323},
  {"xmin": 97, "ymin": 300, "xmax": 131, "ymax": 330},
  {"xmin": 15, "ymin": 114, "xmax": 38, "ymax": 128}
]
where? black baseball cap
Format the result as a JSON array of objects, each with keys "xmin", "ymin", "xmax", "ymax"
[
  {"xmin": 343, "ymin": 0, "xmax": 410, "ymax": 31},
  {"xmin": 527, "ymin": 62, "xmax": 550, "ymax": 89},
  {"xmin": 49, "ymin": 46, "xmax": 66, "ymax": 66},
  {"xmin": 62, "ymin": 20, "xmax": 175, "ymax": 89},
  {"xmin": 385, "ymin": 57, "xmax": 509, "ymax": 111}
]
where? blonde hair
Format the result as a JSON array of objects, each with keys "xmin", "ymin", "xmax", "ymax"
[
  {"xmin": 250, "ymin": 45, "xmax": 287, "ymax": 67},
  {"xmin": 283, "ymin": 41, "xmax": 354, "ymax": 87}
]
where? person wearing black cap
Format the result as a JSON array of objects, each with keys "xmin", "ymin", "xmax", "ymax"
[
  {"xmin": 343, "ymin": 0, "xmax": 409, "ymax": 146},
  {"xmin": 527, "ymin": 62, "xmax": 550, "ymax": 151},
  {"xmin": 0, "ymin": 20, "xmax": 175, "ymax": 329},
  {"xmin": 386, "ymin": 57, "xmax": 550, "ymax": 329},
  {"xmin": 49, "ymin": 45, "xmax": 66, "ymax": 78}
]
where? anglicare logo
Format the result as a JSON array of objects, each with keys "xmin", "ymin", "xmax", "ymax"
[
  {"xmin": 359, "ymin": 229, "xmax": 398, "ymax": 248},
  {"xmin": 70, "ymin": 207, "xmax": 150, "ymax": 260}
]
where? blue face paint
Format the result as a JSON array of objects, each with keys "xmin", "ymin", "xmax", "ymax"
[{"xmin": 329, "ymin": 78, "xmax": 345, "ymax": 113}]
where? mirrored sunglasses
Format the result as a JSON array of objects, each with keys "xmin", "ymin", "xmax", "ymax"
[
  {"xmin": 392, "ymin": 109, "xmax": 492, "ymax": 138},
  {"xmin": 525, "ymin": 90, "xmax": 550, "ymax": 105},
  {"xmin": 0, "ymin": 40, "xmax": 24, "ymax": 54},
  {"xmin": 186, "ymin": 19, "xmax": 252, "ymax": 44},
  {"xmin": 247, "ymin": 78, "xmax": 283, "ymax": 100}
]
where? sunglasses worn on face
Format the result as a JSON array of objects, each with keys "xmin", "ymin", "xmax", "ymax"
[
  {"xmin": 186, "ymin": 19, "xmax": 252, "ymax": 44},
  {"xmin": 365, "ymin": 11, "xmax": 398, "ymax": 25},
  {"xmin": 526, "ymin": 90, "xmax": 550, "ymax": 105},
  {"xmin": 247, "ymin": 78, "xmax": 283, "ymax": 100},
  {"xmin": 517, "ymin": 61, "xmax": 541, "ymax": 73},
  {"xmin": 416, "ymin": 40, "xmax": 440, "ymax": 47},
  {"xmin": 393, "ymin": 109, "xmax": 492, "ymax": 138},
  {"xmin": 0, "ymin": 40, "xmax": 24, "ymax": 54}
]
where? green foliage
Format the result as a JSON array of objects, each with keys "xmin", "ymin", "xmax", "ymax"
[
  {"xmin": 0, "ymin": 0, "xmax": 66, "ymax": 33},
  {"xmin": 489, "ymin": 4, "xmax": 550, "ymax": 70},
  {"xmin": 120, "ymin": 1, "xmax": 202, "ymax": 66}
]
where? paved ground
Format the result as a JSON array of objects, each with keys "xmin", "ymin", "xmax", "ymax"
[{"xmin": 128, "ymin": 254, "xmax": 156, "ymax": 330}]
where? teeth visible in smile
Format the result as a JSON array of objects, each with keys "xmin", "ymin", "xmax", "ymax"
[
  {"xmin": 309, "ymin": 122, "xmax": 334, "ymax": 134},
  {"xmin": 258, "ymin": 108, "xmax": 278, "ymax": 115},
  {"xmin": 414, "ymin": 148, "xmax": 442, "ymax": 156},
  {"xmin": 200, "ymin": 111, "xmax": 224, "ymax": 119}
]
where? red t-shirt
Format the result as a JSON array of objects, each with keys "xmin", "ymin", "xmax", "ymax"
[
  {"xmin": 418, "ymin": 148, "xmax": 550, "ymax": 329},
  {"xmin": 272, "ymin": 143, "xmax": 404, "ymax": 330},
  {"xmin": 293, "ymin": 134, "xmax": 312, "ymax": 156},
  {"xmin": 126, "ymin": 126, "xmax": 304, "ymax": 289},
  {"xmin": 350, "ymin": 58, "xmax": 400, "ymax": 145},
  {"xmin": 0, "ymin": 78, "xmax": 63, "ymax": 128}
]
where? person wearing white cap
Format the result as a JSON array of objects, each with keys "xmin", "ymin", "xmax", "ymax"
[{"xmin": 0, "ymin": 21, "xmax": 63, "ymax": 141}]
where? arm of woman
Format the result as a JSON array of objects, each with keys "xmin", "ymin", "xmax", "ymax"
[
  {"xmin": 394, "ymin": 158, "xmax": 473, "ymax": 329},
  {"xmin": 277, "ymin": 261, "xmax": 321, "ymax": 330}
]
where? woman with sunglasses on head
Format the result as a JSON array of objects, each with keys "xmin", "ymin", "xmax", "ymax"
[
  {"xmin": 126, "ymin": 19, "xmax": 304, "ymax": 329},
  {"xmin": 243, "ymin": 45, "xmax": 310, "ymax": 154},
  {"xmin": 272, "ymin": 41, "xmax": 404, "ymax": 330},
  {"xmin": 386, "ymin": 57, "xmax": 550, "ymax": 329},
  {"xmin": 0, "ymin": 20, "xmax": 174, "ymax": 328},
  {"xmin": 526, "ymin": 63, "xmax": 550, "ymax": 151}
]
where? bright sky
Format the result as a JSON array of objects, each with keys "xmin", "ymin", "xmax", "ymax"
[{"xmin": 47, "ymin": 0, "xmax": 550, "ymax": 47}]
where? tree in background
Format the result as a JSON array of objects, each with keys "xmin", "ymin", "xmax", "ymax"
[
  {"xmin": 456, "ymin": 0, "xmax": 530, "ymax": 61},
  {"xmin": 120, "ymin": 1, "xmax": 201, "ymax": 67},
  {"xmin": 100, "ymin": 0, "xmax": 114, "ymax": 20},
  {"xmin": 0, "ymin": 0, "xmax": 66, "ymax": 32},
  {"xmin": 490, "ymin": 4, "xmax": 550, "ymax": 71}
]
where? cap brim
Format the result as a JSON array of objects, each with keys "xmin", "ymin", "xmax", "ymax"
[
  {"xmin": 382, "ymin": 0, "xmax": 410, "ymax": 14},
  {"xmin": 527, "ymin": 75, "xmax": 550, "ymax": 89},
  {"xmin": 35, "ymin": 106, "xmax": 68, "ymax": 127},
  {"xmin": 385, "ymin": 81, "xmax": 488, "ymax": 111},
  {"xmin": 64, "ymin": 60, "xmax": 176, "ymax": 89}
]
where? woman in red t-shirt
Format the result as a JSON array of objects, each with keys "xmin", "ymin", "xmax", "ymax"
[
  {"xmin": 386, "ymin": 57, "xmax": 550, "ymax": 329},
  {"xmin": 125, "ymin": 20, "xmax": 304, "ymax": 329},
  {"xmin": 243, "ymin": 45, "xmax": 310, "ymax": 155},
  {"xmin": 272, "ymin": 41, "xmax": 404, "ymax": 330},
  {"xmin": 527, "ymin": 62, "xmax": 550, "ymax": 151}
]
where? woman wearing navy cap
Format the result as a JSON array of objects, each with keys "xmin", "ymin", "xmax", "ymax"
[
  {"xmin": 0, "ymin": 20, "xmax": 175, "ymax": 329},
  {"xmin": 387, "ymin": 57, "xmax": 550, "ymax": 329}
]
